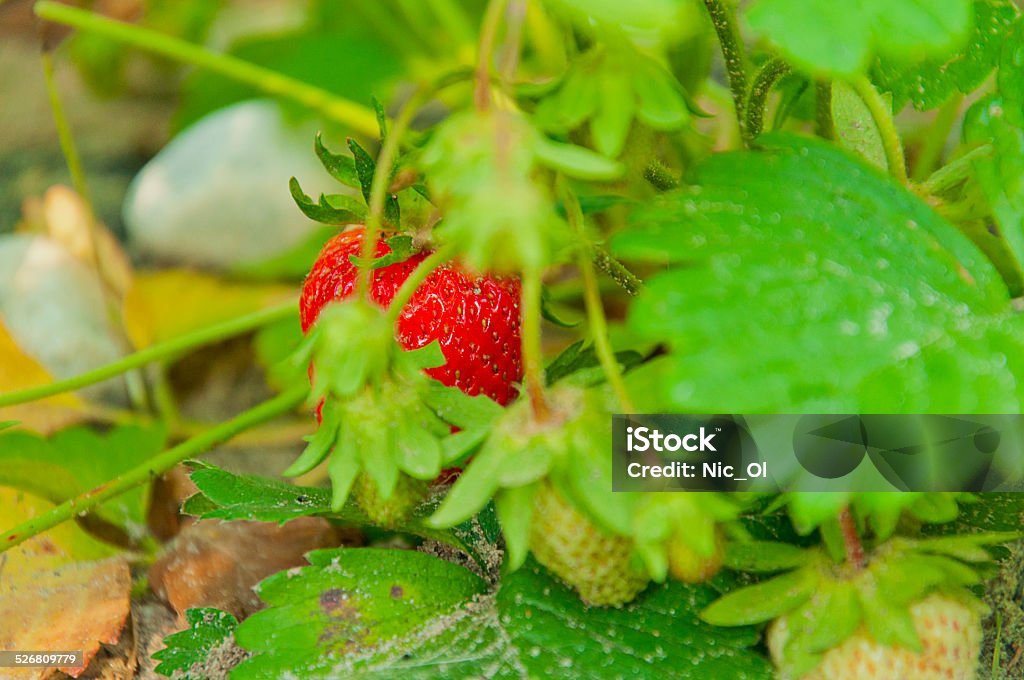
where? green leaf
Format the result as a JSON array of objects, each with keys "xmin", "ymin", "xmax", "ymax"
[
  {"xmin": 0, "ymin": 424, "xmax": 167, "ymax": 533},
  {"xmin": 613, "ymin": 134, "xmax": 1021, "ymax": 413},
  {"xmin": 230, "ymin": 551, "xmax": 771, "ymax": 679},
  {"xmin": 701, "ymin": 568, "xmax": 817, "ymax": 626},
  {"xmin": 349, "ymin": 235, "xmax": 417, "ymax": 269},
  {"xmin": 153, "ymin": 608, "xmax": 240, "ymax": 679},
  {"xmin": 745, "ymin": 0, "xmax": 973, "ymax": 76},
  {"xmin": 315, "ymin": 132, "xmax": 360, "ymax": 188},
  {"xmin": 724, "ymin": 541, "xmax": 811, "ymax": 572},
  {"xmin": 283, "ymin": 403, "xmax": 340, "ymax": 478},
  {"xmin": 186, "ymin": 464, "xmax": 499, "ymax": 570},
  {"xmin": 232, "ymin": 549, "xmax": 486, "ymax": 679},
  {"xmin": 830, "ymin": 81, "xmax": 888, "ymax": 171},
  {"xmin": 874, "ymin": 0, "xmax": 1020, "ymax": 110},
  {"xmin": 290, "ymin": 177, "xmax": 367, "ymax": 225},
  {"xmin": 494, "ymin": 484, "xmax": 536, "ymax": 571},
  {"xmin": 347, "ymin": 138, "xmax": 401, "ymax": 228},
  {"xmin": 545, "ymin": 340, "xmax": 643, "ymax": 386}
]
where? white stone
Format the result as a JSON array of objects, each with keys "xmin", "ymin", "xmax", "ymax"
[
  {"xmin": 0, "ymin": 234, "xmax": 127, "ymax": 400},
  {"xmin": 123, "ymin": 99, "xmax": 339, "ymax": 269}
]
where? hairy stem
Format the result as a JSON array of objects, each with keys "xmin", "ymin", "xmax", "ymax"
[
  {"xmin": 838, "ymin": 506, "xmax": 867, "ymax": 569},
  {"xmin": 475, "ymin": 0, "xmax": 510, "ymax": 110},
  {"xmin": 744, "ymin": 58, "xmax": 790, "ymax": 142},
  {"xmin": 814, "ymin": 81, "xmax": 834, "ymax": 139},
  {"xmin": 911, "ymin": 94, "xmax": 963, "ymax": 182},
  {"xmin": 700, "ymin": 0, "xmax": 749, "ymax": 138},
  {"xmin": 592, "ymin": 245, "xmax": 643, "ymax": 296},
  {"xmin": 850, "ymin": 76, "xmax": 907, "ymax": 183},
  {"xmin": 559, "ymin": 179, "xmax": 635, "ymax": 412},
  {"xmin": 521, "ymin": 268, "xmax": 550, "ymax": 420},
  {"xmin": 356, "ymin": 95, "xmax": 423, "ymax": 299},
  {"xmin": 34, "ymin": 1, "xmax": 378, "ymax": 138},
  {"xmin": 0, "ymin": 301, "xmax": 296, "ymax": 408},
  {"xmin": 0, "ymin": 386, "xmax": 307, "ymax": 554}
]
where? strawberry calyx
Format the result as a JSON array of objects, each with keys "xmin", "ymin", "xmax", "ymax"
[
  {"xmin": 702, "ymin": 532, "xmax": 1015, "ymax": 677},
  {"xmin": 630, "ymin": 493, "xmax": 745, "ymax": 584}
]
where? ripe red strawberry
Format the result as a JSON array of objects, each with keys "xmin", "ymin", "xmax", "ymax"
[
  {"xmin": 768, "ymin": 593, "xmax": 982, "ymax": 680},
  {"xmin": 300, "ymin": 227, "xmax": 523, "ymax": 406}
]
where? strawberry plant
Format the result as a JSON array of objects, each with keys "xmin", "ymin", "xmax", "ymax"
[{"xmin": 2, "ymin": 0, "xmax": 1024, "ymax": 678}]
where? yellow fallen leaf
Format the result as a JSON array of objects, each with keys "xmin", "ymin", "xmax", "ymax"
[
  {"xmin": 0, "ymin": 318, "xmax": 85, "ymax": 434},
  {"xmin": 123, "ymin": 269, "xmax": 295, "ymax": 349},
  {"xmin": 0, "ymin": 487, "xmax": 127, "ymax": 679}
]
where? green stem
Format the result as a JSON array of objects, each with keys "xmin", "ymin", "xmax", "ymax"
[
  {"xmin": 386, "ymin": 246, "xmax": 457, "ymax": 326},
  {"xmin": 592, "ymin": 245, "xmax": 643, "ymax": 296},
  {"xmin": 356, "ymin": 95, "xmax": 423, "ymax": 299},
  {"xmin": 850, "ymin": 76, "xmax": 907, "ymax": 183},
  {"xmin": 559, "ymin": 179, "xmax": 635, "ymax": 412},
  {"xmin": 744, "ymin": 58, "xmax": 790, "ymax": 142},
  {"xmin": 644, "ymin": 160, "xmax": 680, "ymax": 192},
  {"xmin": 0, "ymin": 387, "xmax": 308, "ymax": 554},
  {"xmin": 41, "ymin": 52, "xmax": 94, "ymax": 230},
  {"xmin": 814, "ymin": 81, "xmax": 834, "ymax": 139},
  {"xmin": 475, "ymin": 0, "xmax": 510, "ymax": 110},
  {"xmin": 920, "ymin": 144, "xmax": 992, "ymax": 197},
  {"xmin": 0, "ymin": 301, "xmax": 296, "ymax": 408},
  {"xmin": 700, "ymin": 0, "xmax": 749, "ymax": 138},
  {"xmin": 521, "ymin": 268, "xmax": 550, "ymax": 420},
  {"xmin": 911, "ymin": 94, "xmax": 962, "ymax": 182},
  {"xmin": 34, "ymin": 1, "xmax": 378, "ymax": 138}
]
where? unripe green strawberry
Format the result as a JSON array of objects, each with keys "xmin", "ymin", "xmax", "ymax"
[
  {"xmin": 529, "ymin": 482, "xmax": 648, "ymax": 607},
  {"xmin": 667, "ymin": 527, "xmax": 724, "ymax": 584},
  {"xmin": 351, "ymin": 471, "xmax": 429, "ymax": 530},
  {"xmin": 768, "ymin": 593, "xmax": 982, "ymax": 680}
]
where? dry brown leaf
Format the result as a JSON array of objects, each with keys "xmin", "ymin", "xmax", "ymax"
[
  {"xmin": 149, "ymin": 517, "xmax": 354, "ymax": 621},
  {"xmin": 20, "ymin": 186, "xmax": 134, "ymax": 300},
  {"xmin": 0, "ymin": 487, "xmax": 129, "ymax": 679},
  {"xmin": 0, "ymin": 318, "xmax": 87, "ymax": 433},
  {"xmin": 122, "ymin": 270, "xmax": 295, "ymax": 349},
  {"xmin": 0, "ymin": 557, "xmax": 132, "ymax": 679}
]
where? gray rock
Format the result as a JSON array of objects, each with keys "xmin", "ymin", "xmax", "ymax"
[
  {"xmin": 123, "ymin": 99, "xmax": 339, "ymax": 269},
  {"xmin": 0, "ymin": 233, "xmax": 128, "ymax": 400}
]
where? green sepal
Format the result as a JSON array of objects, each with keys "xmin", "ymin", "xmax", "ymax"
[
  {"xmin": 636, "ymin": 540, "xmax": 670, "ymax": 583},
  {"xmin": 782, "ymin": 584, "xmax": 861, "ymax": 677},
  {"xmin": 540, "ymin": 288, "xmax": 579, "ymax": 328},
  {"xmin": 314, "ymin": 132, "xmax": 359, "ymax": 188},
  {"xmin": 440, "ymin": 428, "xmax": 489, "ymax": 465},
  {"xmin": 283, "ymin": 400, "xmax": 341, "ymax": 477},
  {"xmin": 402, "ymin": 341, "xmax": 447, "ymax": 372},
  {"xmin": 358, "ymin": 422, "xmax": 399, "ymax": 501},
  {"xmin": 701, "ymin": 568, "xmax": 817, "ymax": 626},
  {"xmin": 427, "ymin": 443, "xmax": 505, "ymax": 528},
  {"xmin": 723, "ymin": 541, "xmax": 810, "ymax": 573},
  {"xmin": 591, "ymin": 65, "xmax": 634, "ymax": 158},
  {"xmin": 534, "ymin": 137, "xmax": 623, "ymax": 180},
  {"xmin": 633, "ymin": 56, "xmax": 689, "ymax": 129},
  {"xmin": 327, "ymin": 433, "xmax": 361, "ymax": 511},
  {"xmin": 915, "ymin": 532, "xmax": 1021, "ymax": 562},
  {"xmin": 859, "ymin": 586, "xmax": 922, "ymax": 651},
  {"xmin": 394, "ymin": 417, "xmax": 443, "ymax": 480},
  {"xmin": 0, "ymin": 421, "xmax": 17, "ymax": 431},
  {"xmin": 349, "ymin": 235, "xmax": 417, "ymax": 269},
  {"xmin": 495, "ymin": 483, "xmax": 537, "ymax": 572},
  {"xmin": 347, "ymin": 137, "xmax": 401, "ymax": 227},
  {"xmin": 289, "ymin": 177, "xmax": 367, "ymax": 225},
  {"xmin": 371, "ymin": 96, "xmax": 388, "ymax": 144},
  {"xmin": 497, "ymin": 442, "xmax": 552, "ymax": 487},
  {"xmin": 423, "ymin": 381, "xmax": 503, "ymax": 430}
]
